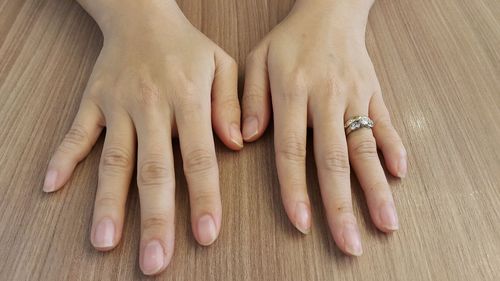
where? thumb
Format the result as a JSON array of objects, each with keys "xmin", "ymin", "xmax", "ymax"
[
  {"xmin": 242, "ymin": 44, "xmax": 271, "ymax": 142},
  {"xmin": 211, "ymin": 48, "xmax": 243, "ymax": 150}
]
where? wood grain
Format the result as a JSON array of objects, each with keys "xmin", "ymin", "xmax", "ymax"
[{"xmin": 1, "ymin": 0, "xmax": 499, "ymax": 280}]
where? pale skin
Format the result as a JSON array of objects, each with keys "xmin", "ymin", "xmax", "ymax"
[{"xmin": 43, "ymin": 0, "xmax": 407, "ymax": 276}]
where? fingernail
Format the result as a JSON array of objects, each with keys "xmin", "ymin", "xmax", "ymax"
[
  {"xmin": 93, "ymin": 217, "xmax": 115, "ymax": 248},
  {"xmin": 43, "ymin": 170, "xmax": 58, "ymax": 192},
  {"xmin": 380, "ymin": 203, "xmax": 399, "ymax": 231},
  {"xmin": 142, "ymin": 240, "xmax": 165, "ymax": 275},
  {"xmin": 242, "ymin": 116, "xmax": 259, "ymax": 141},
  {"xmin": 295, "ymin": 202, "xmax": 311, "ymax": 234},
  {"xmin": 197, "ymin": 215, "xmax": 217, "ymax": 245},
  {"xmin": 229, "ymin": 123, "xmax": 244, "ymax": 148},
  {"xmin": 398, "ymin": 157, "xmax": 407, "ymax": 178},
  {"xmin": 343, "ymin": 223, "xmax": 363, "ymax": 256}
]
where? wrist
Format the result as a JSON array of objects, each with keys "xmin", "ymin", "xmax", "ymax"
[
  {"xmin": 293, "ymin": 0, "xmax": 374, "ymax": 20},
  {"xmin": 77, "ymin": 0, "xmax": 185, "ymax": 37},
  {"xmin": 295, "ymin": 0, "xmax": 374, "ymax": 10},
  {"xmin": 291, "ymin": 0, "xmax": 374, "ymax": 35}
]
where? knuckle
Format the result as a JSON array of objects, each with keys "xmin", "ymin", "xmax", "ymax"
[
  {"xmin": 58, "ymin": 124, "xmax": 89, "ymax": 152},
  {"xmin": 95, "ymin": 191, "xmax": 121, "ymax": 209},
  {"xmin": 375, "ymin": 117, "xmax": 394, "ymax": 131},
  {"xmin": 217, "ymin": 96, "xmax": 240, "ymax": 111},
  {"xmin": 217, "ymin": 56, "xmax": 238, "ymax": 76},
  {"xmin": 323, "ymin": 77, "xmax": 342, "ymax": 97},
  {"xmin": 223, "ymin": 56, "xmax": 237, "ymax": 69},
  {"xmin": 180, "ymin": 79, "xmax": 201, "ymax": 97},
  {"xmin": 308, "ymin": 79, "xmax": 344, "ymax": 109},
  {"xmin": 282, "ymin": 70, "xmax": 307, "ymax": 100},
  {"xmin": 375, "ymin": 117, "xmax": 403, "ymax": 141},
  {"xmin": 345, "ymin": 81, "xmax": 366, "ymax": 99},
  {"xmin": 283, "ymin": 176, "xmax": 306, "ymax": 192},
  {"xmin": 86, "ymin": 80, "xmax": 104, "ymax": 94},
  {"xmin": 246, "ymin": 50, "xmax": 261, "ymax": 64},
  {"xmin": 333, "ymin": 198, "xmax": 354, "ymax": 214},
  {"xmin": 101, "ymin": 146, "xmax": 131, "ymax": 174},
  {"xmin": 138, "ymin": 157, "xmax": 172, "ymax": 188},
  {"xmin": 176, "ymin": 83, "xmax": 204, "ymax": 109},
  {"xmin": 229, "ymin": 56, "xmax": 238, "ymax": 66},
  {"xmin": 243, "ymin": 84, "xmax": 267, "ymax": 112},
  {"xmin": 333, "ymin": 82, "xmax": 350, "ymax": 97},
  {"xmin": 142, "ymin": 213, "xmax": 170, "ymax": 232},
  {"xmin": 83, "ymin": 80, "xmax": 106, "ymax": 101},
  {"xmin": 334, "ymin": 76, "xmax": 375, "ymax": 100},
  {"xmin": 350, "ymin": 138, "xmax": 378, "ymax": 159},
  {"xmin": 136, "ymin": 80, "xmax": 161, "ymax": 106},
  {"xmin": 364, "ymin": 181, "xmax": 389, "ymax": 196},
  {"xmin": 278, "ymin": 134, "xmax": 306, "ymax": 163},
  {"xmin": 179, "ymin": 96, "xmax": 203, "ymax": 114},
  {"xmin": 319, "ymin": 146, "xmax": 350, "ymax": 174},
  {"xmin": 183, "ymin": 149, "xmax": 217, "ymax": 175},
  {"xmin": 244, "ymin": 83, "xmax": 267, "ymax": 101},
  {"xmin": 313, "ymin": 92, "xmax": 344, "ymax": 113},
  {"xmin": 191, "ymin": 189, "xmax": 219, "ymax": 206}
]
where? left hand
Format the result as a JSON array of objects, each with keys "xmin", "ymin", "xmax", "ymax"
[
  {"xmin": 241, "ymin": 0, "xmax": 407, "ymax": 256},
  {"xmin": 43, "ymin": 0, "xmax": 241, "ymax": 275}
]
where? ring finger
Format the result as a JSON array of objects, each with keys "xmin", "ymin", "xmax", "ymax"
[{"xmin": 345, "ymin": 102, "xmax": 399, "ymax": 233}]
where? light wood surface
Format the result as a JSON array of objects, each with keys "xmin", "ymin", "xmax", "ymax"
[{"xmin": 1, "ymin": 0, "xmax": 499, "ymax": 280}]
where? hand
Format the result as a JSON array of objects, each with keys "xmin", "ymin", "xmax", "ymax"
[
  {"xmin": 43, "ymin": 0, "xmax": 241, "ymax": 275},
  {"xmin": 242, "ymin": 0, "xmax": 407, "ymax": 256}
]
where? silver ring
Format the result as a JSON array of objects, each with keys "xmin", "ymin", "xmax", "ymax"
[{"xmin": 344, "ymin": 115, "xmax": 374, "ymax": 136}]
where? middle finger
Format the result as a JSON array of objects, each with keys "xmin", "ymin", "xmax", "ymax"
[
  {"xmin": 311, "ymin": 95, "xmax": 362, "ymax": 256},
  {"xmin": 135, "ymin": 110, "xmax": 176, "ymax": 276}
]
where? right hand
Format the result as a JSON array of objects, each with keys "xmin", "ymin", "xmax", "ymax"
[
  {"xmin": 241, "ymin": 0, "xmax": 406, "ymax": 256},
  {"xmin": 43, "ymin": 0, "xmax": 241, "ymax": 275}
]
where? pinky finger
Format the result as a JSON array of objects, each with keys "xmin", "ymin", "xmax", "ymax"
[
  {"xmin": 43, "ymin": 99, "xmax": 104, "ymax": 192},
  {"xmin": 369, "ymin": 93, "xmax": 407, "ymax": 178}
]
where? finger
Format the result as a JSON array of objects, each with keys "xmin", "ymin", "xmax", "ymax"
[
  {"xmin": 44, "ymin": 99, "xmax": 104, "ymax": 192},
  {"xmin": 175, "ymin": 93, "xmax": 222, "ymax": 246},
  {"xmin": 273, "ymin": 86, "xmax": 311, "ymax": 234},
  {"xmin": 134, "ymin": 111, "xmax": 175, "ymax": 275},
  {"xmin": 311, "ymin": 97, "xmax": 362, "ymax": 256},
  {"xmin": 369, "ymin": 93, "xmax": 407, "ymax": 178},
  {"xmin": 91, "ymin": 111, "xmax": 135, "ymax": 251},
  {"xmin": 345, "ymin": 104, "xmax": 399, "ymax": 232},
  {"xmin": 242, "ymin": 44, "xmax": 271, "ymax": 142},
  {"xmin": 211, "ymin": 49, "xmax": 243, "ymax": 150}
]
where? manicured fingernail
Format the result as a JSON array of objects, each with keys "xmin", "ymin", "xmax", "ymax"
[
  {"xmin": 343, "ymin": 223, "xmax": 363, "ymax": 256},
  {"xmin": 93, "ymin": 217, "xmax": 115, "ymax": 248},
  {"xmin": 242, "ymin": 116, "xmax": 259, "ymax": 141},
  {"xmin": 380, "ymin": 203, "xmax": 399, "ymax": 231},
  {"xmin": 229, "ymin": 123, "xmax": 244, "ymax": 148},
  {"xmin": 295, "ymin": 202, "xmax": 311, "ymax": 234},
  {"xmin": 142, "ymin": 240, "xmax": 165, "ymax": 275},
  {"xmin": 197, "ymin": 215, "xmax": 217, "ymax": 245},
  {"xmin": 43, "ymin": 169, "xmax": 58, "ymax": 192},
  {"xmin": 398, "ymin": 157, "xmax": 407, "ymax": 178}
]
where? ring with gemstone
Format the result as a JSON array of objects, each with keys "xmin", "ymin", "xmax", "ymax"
[{"xmin": 344, "ymin": 115, "xmax": 374, "ymax": 136}]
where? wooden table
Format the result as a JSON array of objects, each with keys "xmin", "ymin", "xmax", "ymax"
[{"xmin": 1, "ymin": 0, "xmax": 499, "ymax": 280}]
